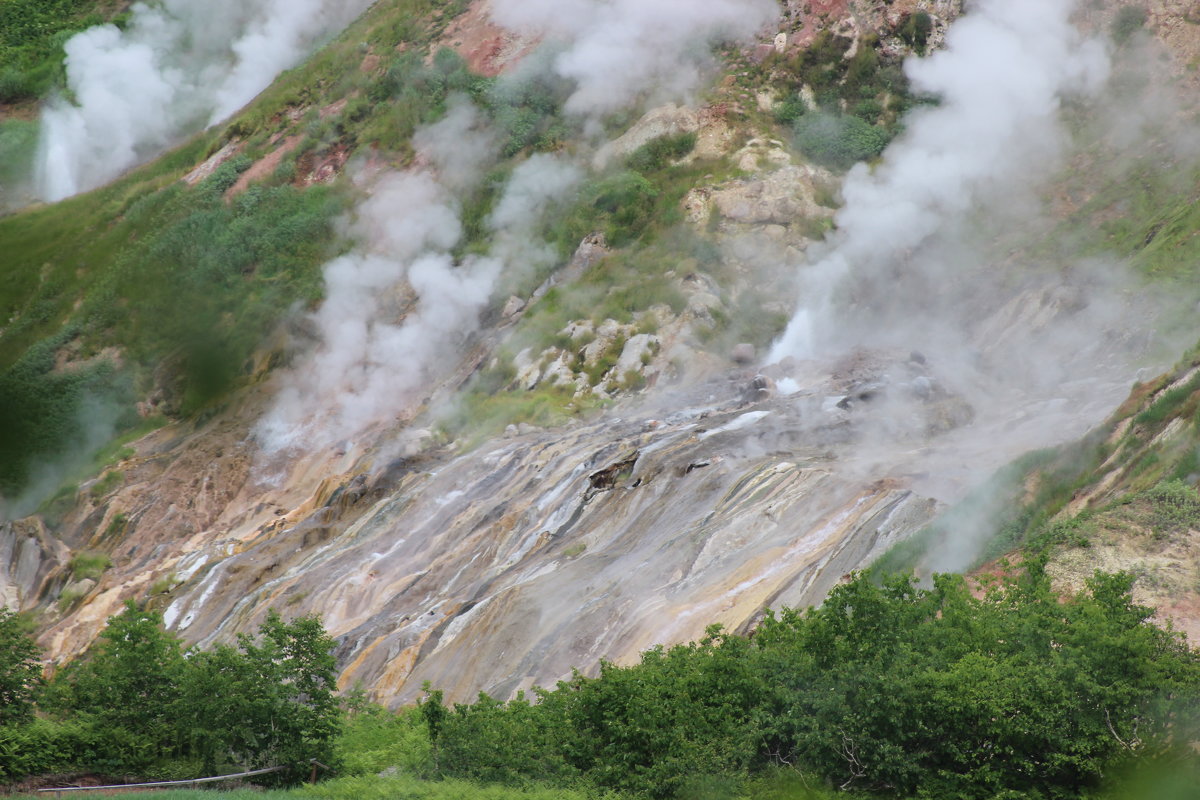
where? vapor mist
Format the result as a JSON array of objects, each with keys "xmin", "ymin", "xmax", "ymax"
[
  {"xmin": 490, "ymin": 0, "xmax": 778, "ymax": 114},
  {"xmin": 0, "ymin": 396, "xmax": 121, "ymax": 524},
  {"xmin": 770, "ymin": 0, "xmax": 1109, "ymax": 363},
  {"xmin": 257, "ymin": 105, "xmax": 580, "ymax": 453},
  {"xmin": 36, "ymin": 0, "xmax": 372, "ymax": 202},
  {"xmin": 764, "ymin": 0, "xmax": 1185, "ymax": 572},
  {"xmin": 254, "ymin": 0, "xmax": 783, "ymax": 454}
]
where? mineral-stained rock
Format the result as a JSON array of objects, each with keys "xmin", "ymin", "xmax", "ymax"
[{"xmin": 0, "ymin": 518, "xmax": 68, "ymax": 612}]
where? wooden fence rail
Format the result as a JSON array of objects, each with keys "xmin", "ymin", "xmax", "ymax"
[{"xmin": 37, "ymin": 764, "xmax": 287, "ymax": 796}]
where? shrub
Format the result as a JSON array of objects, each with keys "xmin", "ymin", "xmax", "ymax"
[
  {"xmin": 69, "ymin": 551, "xmax": 112, "ymax": 582},
  {"xmin": 0, "ymin": 66, "xmax": 33, "ymax": 103},
  {"xmin": 0, "ymin": 609, "xmax": 40, "ymax": 726},
  {"xmin": 0, "ymin": 119, "xmax": 37, "ymax": 189},
  {"xmin": 557, "ymin": 171, "xmax": 660, "ymax": 250},
  {"xmin": 772, "ymin": 95, "xmax": 806, "ymax": 124},
  {"xmin": 626, "ymin": 132, "xmax": 697, "ymax": 172},
  {"xmin": 1112, "ymin": 6, "xmax": 1148, "ymax": 46},
  {"xmin": 1140, "ymin": 478, "xmax": 1200, "ymax": 534},
  {"xmin": 0, "ymin": 332, "xmax": 134, "ymax": 496},
  {"xmin": 898, "ymin": 11, "xmax": 934, "ymax": 54},
  {"xmin": 793, "ymin": 113, "xmax": 890, "ymax": 170},
  {"xmin": 337, "ymin": 705, "xmax": 432, "ymax": 777},
  {"xmin": 428, "ymin": 568, "xmax": 1200, "ymax": 799}
]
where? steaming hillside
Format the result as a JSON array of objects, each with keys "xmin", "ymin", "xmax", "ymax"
[{"xmin": 3, "ymin": 0, "xmax": 1200, "ymax": 704}]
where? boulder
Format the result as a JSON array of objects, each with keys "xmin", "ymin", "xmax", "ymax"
[
  {"xmin": 513, "ymin": 347, "xmax": 542, "ymax": 390},
  {"xmin": 731, "ymin": 343, "xmax": 757, "ymax": 365},
  {"xmin": 615, "ymin": 334, "xmax": 661, "ymax": 378},
  {"xmin": 710, "ymin": 164, "xmax": 834, "ymax": 227},
  {"xmin": 502, "ymin": 295, "xmax": 526, "ymax": 319},
  {"xmin": 582, "ymin": 320, "xmax": 633, "ymax": 367}
]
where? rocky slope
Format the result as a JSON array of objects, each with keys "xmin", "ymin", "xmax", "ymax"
[{"xmin": 5, "ymin": 0, "xmax": 1200, "ymax": 704}]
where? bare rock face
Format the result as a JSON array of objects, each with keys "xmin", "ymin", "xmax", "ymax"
[
  {"xmin": 778, "ymin": 0, "xmax": 963, "ymax": 55},
  {"xmin": 706, "ymin": 148, "xmax": 836, "ymax": 236},
  {"xmin": 441, "ymin": 0, "xmax": 540, "ymax": 77},
  {"xmin": 182, "ymin": 140, "xmax": 243, "ymax": 186},
  {"xmin": 593, "ymin": 104, "xmax": 702, "ymax": 169},
  {"xmin": 32, "ymin": 340, "xmax": 1007, "ymax": 707},
  {"xmin": 0, "ymin": 518, "xmax": 68, "ymax": 611},
  {"xmin": 731, "ymin": 343, "xmax": 757, "ymax": 365}
]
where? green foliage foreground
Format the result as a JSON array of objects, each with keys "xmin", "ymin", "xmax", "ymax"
[
  {"xmin": 0, "ymin": 603, "xmax": 340, "ymax": 785},
  {"xmin": 419, "ymin": 565, "xmax": 1198, "ymax": 799},
  {"xmin": 3, "ymin": 567, "xmax": 1198, "ymax": 799}
]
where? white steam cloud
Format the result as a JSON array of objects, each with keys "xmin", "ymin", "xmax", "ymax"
[
  {"xmin": 36, "ymin": 0, "xmax": 371, "ymax": 202},
  {"xmin": 769, "ymin": 0, "xmax": 1109, "ymax": 362},
  {"xmin": 763, "ymin": 0, "xmax": 1186, "ymax": 574},
  {"xmin": 258, "ymin": 0, "xmax": 776, "ymax": 453},
  {"xmin": 490, "ymin": 0, "xmax": 778, "ymax": 114},
  {"xmin": 258, "ymin": 105, "xmax": 581, "ymax": 452}
]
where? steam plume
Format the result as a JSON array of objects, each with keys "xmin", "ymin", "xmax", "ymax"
[
  {"xmin": 490, "ymin": 0, "xmax": 778, "ymax": 114},
  {"xmin": 769, "ymin": 0, "xmax": 1109, "ymax": 362},
  {"xmin": 765, "ymin": 0, "xmax": 1187, "ymax": 573},
  {"xmin": 257, "ymin": 106, "xmax": 581, "ymax": 452},
  {"xmin": 36, "ymin": 0, "xmax": 371, "ymax": 202}
]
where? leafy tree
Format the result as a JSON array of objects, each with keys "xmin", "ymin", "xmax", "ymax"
[
  {"xmin": 429, "ymin": 568, "xmax": 1200, "ymax": 799},
  {"xmin": 177, "ymin": 611, "xmax": 341, "ymax": 781},
  {"xmin": 51, "ymin": 600, "xmax": 185, "ymax": 764},
  {"xmin": 898, "ymin": 11, "xmax": 934, "ymax": 54},
  {"xmin": 0, "ymin": 609, "xmax": 40, "ymax": 726}
]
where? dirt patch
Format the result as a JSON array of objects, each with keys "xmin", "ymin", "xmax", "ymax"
[
  {"xmin": 296, "ymin": 143, "xmax": 350, "ymax": 187},
  {"xmin": 225, "ymin": 135, "xmax": 302, "ymax": 199},
  {"xmin": 438, "ymin": 0, "xmax": 540, "ymax": 77},
  {"xmin": 1047, "ymin": 519, "xmax": 1200, "ymax": 647},
  {"xmin": 320, "ymin": 97, "xmax": 349, "ymax": 120},
  {"xmin": 182, "ymin": 139, "xmax": 242, "ymax": 186}
]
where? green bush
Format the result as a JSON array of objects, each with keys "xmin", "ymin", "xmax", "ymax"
[
  {"xmin": 793, "ymin": 112, "xmax": 890, "ymax": 170},
  {"xmin": 897, "ymin": 11, "xmax": 934, "ymax": 54},
  {"xmin": 0, "ymin": 119, "xmax": 38, "ymax": 189},
  {"xmin": 1134, "ymin": 371, "xmax": 1200, "ymax": 427},
  {"xmin": 337, "ymin": 704, "xmax": 432, "ymax": 777},
  {"xmin": 626, "ymin": 132, "xmax": 698, "ymax": 173},
  {"xmin": 1112, "ymin": 6, "xmax": 1148, "ymax": 46},
  {"xmin": 0, "ymin": 66, "xmax": 34, "ymax": 103},
  {"xmin": 0, "ymin": 330, "xmax": 134, "ymax": 495},
  {"xmin": 68, "ymin": 551, "xmax": 112, "ymax": 582},
  {"xmin": 27, "ymin": 603, "xmax": 341, "ymax": 783},
  {"xmin": 1140, "ymin": 478, "xmax": 1200, "ymax": 533},
  {"xmin": 0, "ymin": 0, "xmax": 126, "ymax": 102},
  {"xmin": 557, "ymin": 171, "xmax": 660, "ymax": 249},
  {"xmin": 0, "ymin": 609, "xmax": 41, "ymax": 727},
  {"xmin": 426, "ymin": 567, "xmax": 1200, "ymax": 799},
  {"xmin": 772, "ymin": 95, "xmax": 806, "ymax": 124}
]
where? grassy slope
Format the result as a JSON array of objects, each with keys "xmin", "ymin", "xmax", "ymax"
[
  {"xmin": 0, "ymin": 0, "xmax": 131, "ymax": 104},
  {"xmin": 0, "ymin": 0, "xmax": 479, "ymax": 496}
]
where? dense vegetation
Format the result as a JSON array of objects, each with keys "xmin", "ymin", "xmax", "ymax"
[
  {"xmin": 0, "ymin": 603, "xmax": 340, "ymax": 784},
  {"xmin": 0, "ymin": 0, "xmax": 130, "ymax": 103},
  {"xmin": 414, "ymin": 565, "xmax": 1199, "ymax": 799},
  {"xmin": 754, "ymin": 30, "xmax": 912, "ymax": 171},
  {"xmin": 4, "ymin": 567, "xmax": 1194, "ymax": 799}
]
